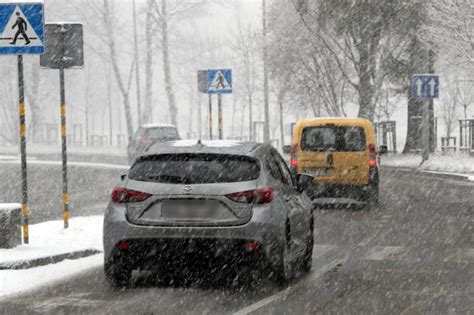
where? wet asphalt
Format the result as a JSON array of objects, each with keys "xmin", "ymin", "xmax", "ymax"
[{"xmin": 0, "ymin": 164, "xmax": 472, "ymax": 314}]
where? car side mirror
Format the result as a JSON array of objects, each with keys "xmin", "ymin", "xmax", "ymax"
[
  {"xmin": 282, "ymin": 145, "xmax": 291, "ymax": 154},
  {"xmin": 379, "ymin": 145, "xmax": 388, "ymax": 155},
  {"xmin": 120, "ymin": 174, "xmax": 126, "ymax": 181},
  {"xmin": 295, "ymin": 173, "xmax": 314, "ymax": 193}
]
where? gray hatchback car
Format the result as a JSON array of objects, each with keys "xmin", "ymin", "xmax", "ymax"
[{"xmin": 103, "ymin": 140, "xmax": 314, "ymax": 285}]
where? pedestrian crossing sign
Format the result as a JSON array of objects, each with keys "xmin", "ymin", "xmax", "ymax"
[
  {"xmin": 208, "ymin": 69, "xmax": 232, "ymax": 94},
  {"xmin": 0, "ymin": 2, "xmax": 45, "ymax": 55}
]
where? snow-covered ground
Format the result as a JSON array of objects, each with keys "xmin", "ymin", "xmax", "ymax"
[
  {"xmin": 381, "ymin": 153, "xmax": 474, "ymax": 178},
  {"xmin": 0, "ymin": 254, "xmax": 103, "ymax": 300},
  {"xmin": 0, "ymin": 216, "xmax": 104, "ymax": 298},
  {"xmin": 0, "ymin": 157, "xmax": 128, "ymax": 170},
  {"xmin": 0, "ymin": 216, "xmax": 103, "ymax": 266},
  {"xmin": 0, "ymin": 144, "xmax": 126, "ymax": 157}
]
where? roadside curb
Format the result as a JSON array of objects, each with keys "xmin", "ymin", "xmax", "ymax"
[
  {"xmin": 382, "ymin": 166, "xmax": 473, "ymax": 182},
  {"xmin": 0, "ymin": 249, "xmax": 102, "ymax": 270}
]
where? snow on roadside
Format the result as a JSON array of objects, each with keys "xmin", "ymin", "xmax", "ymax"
[
  {"xmin": 0, "ymin": 254, "xmax": 103, "ymax": 299},
  {"xmin": 1, "ymin": 144, "xmax": 126, "ymax": 157},
  {"xmin": 0, "ymin": 216, "xmax": 103, "ymax": 265},
  {"xmin": 0, "ymin": 159, "xmax": 128, "ymax": 170},
  {"xmin": 381, "ymin": 153, "xmax": 474, "ymax": 176}
]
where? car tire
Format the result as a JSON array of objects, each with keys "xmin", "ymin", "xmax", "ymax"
[
  {"xmin": 104, "ymin": 259, "xmax": 132, "ymax": 287},
  {"xmin": 301, "ymin": 215, "xmax": 314, "ymax": 272},
  {"xmin": 364, "ymin": 182, "xmax": 379, "ymax": 205},
  {"xmin": 274, "ymin": 222, "xmax": 293, "ymax": 284}
]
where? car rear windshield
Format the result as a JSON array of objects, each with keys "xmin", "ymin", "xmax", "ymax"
[
  {"xmin": 301, "ymin": 126, "xmax": 367, "ymax": 152},
  {"xmin": 146, "ymin": 127, "xmax": 178, "ymax": 140},
  {"xmin": 128, "ymin": 154, "xmax": 260, "ymax": 184}
]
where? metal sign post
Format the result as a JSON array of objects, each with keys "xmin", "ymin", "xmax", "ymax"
[
  {"xmin": 41, "ymin": 23, "xmax": 84, "ymax": 229},
  {"xmin": 218, "ymin": 94, "xmax": 223, "ymax": 139},
  {"xmin": 208, "ymin": 94, "xmax": 213, "ymax": 140},
  {"xmin": 198, "ymin": 69, "xmax": 232, "ymax": 140},
  {"xmin": 17, "ymin": 54, "xmax": 29, "ymax": 243},
  {"xmin": 0, "ymin": 1, "xmax": 45, "ymax": 244},
  {"xmin": 412, "ymin": 71, "xmax": 439, "ymax": 163}
]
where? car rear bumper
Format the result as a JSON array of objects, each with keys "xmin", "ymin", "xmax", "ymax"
[{"xmin": 103, "ymin": 203, "xmax": 286, "ymax": 270}]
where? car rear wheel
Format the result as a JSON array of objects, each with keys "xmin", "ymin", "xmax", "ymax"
[
  {"xmin": 301, "ymin": 215, "xmax": 314, "ymax": 272},
  {"xmin": 274, "ymin": 221, "xmax": 294, "ymax": 284},
  {"xmin": 104, "ymin": 259, "xmax": 132, "ymax": 287}
]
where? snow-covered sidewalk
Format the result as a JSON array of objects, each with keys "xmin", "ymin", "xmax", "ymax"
[
  {"xmin": 380, "ymin": 153, "xmax": 474, "ymax": 181},
  {"xmin": 0, "ymin": 216, "xmax": 104, "ymax": 299},
  {"xmin": 0, "ymin": 215, "xmax": 103, "ymax": 267}
]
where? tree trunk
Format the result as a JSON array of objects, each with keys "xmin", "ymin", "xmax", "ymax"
[
  {"xmin": 161, "ymin": 0, "xmax": 178, "ymax": 127},
  {"xmin": 248, "ymin": 93, "xmax": 253, "ymax": 141},
  {"xmin": 103, "ymin": 0, "xmax": 134, "ymax": 140},
  {"xmin": 143, "ymin": 0, "xmax": 154, "ymax": 124},
  {"xmin": 357, "ymin": 47, "xmax": 375, "ymax": 120},
  {"xmin": 132, "ymin": 0, "xmax": 142, "ymax": 127},
  {"xmin": 262, "ymin": 0, "xmax": 270, "ymax": 143}
]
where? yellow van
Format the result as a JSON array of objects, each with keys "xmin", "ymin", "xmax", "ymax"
[{"xmin": 287, "ymin": 118, "xmax": 384, "ymax": 203}]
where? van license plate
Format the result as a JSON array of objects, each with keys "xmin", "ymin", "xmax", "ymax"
[{"xmin": 304, "ymin": 168, "xmax": 333, "ymax": 177}]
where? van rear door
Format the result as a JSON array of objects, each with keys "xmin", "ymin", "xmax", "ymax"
[{"xmin": 298, "ymin": 125, "xmax": 369, "ymax": 185}]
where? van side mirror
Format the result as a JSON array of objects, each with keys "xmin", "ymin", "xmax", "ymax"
[
  {"xmin": 120, "ymin": 174, "xmax": 126, "ymax": 181},
  {"xmin": 379, "ymin": 145, "xmax": 388, "ymax": 155},
  {"xmin": 282, "ymin": 145, "xmax": 291, "ymax": 154},
  {"xmin": 295, "ymin": 173, "xmax": 314, "ymax": 193}
]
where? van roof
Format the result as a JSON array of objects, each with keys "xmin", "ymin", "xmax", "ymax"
[{"xmin": 297, "ymin": 117, "xmax": 373, "ymax": 127}]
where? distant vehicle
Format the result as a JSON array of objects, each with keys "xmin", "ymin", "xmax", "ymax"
[
  {"xmin": 284, "ymin": 118, "xmax": 384, "ymax": 204},
  {"xmin": 127, "ymin": 124, "xmax": 180, "ymax": 164},
  {"xmin": 104, "ymin": 140, "xmax": 315, "ymax": 285}
]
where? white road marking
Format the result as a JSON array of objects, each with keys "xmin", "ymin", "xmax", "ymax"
[
  {"xmin": 312, "ymin": 244, "xmax": 336, "ymax": 259},
  {"xmin": 233, "ymin": 258, "xmax": 345, "ymax": 315},
  {"xmin": 364, "ymin": 246, "xmax": 404, "ymax": 261}
]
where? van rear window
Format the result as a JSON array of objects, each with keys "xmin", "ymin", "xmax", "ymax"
[
  {"xmin": 129, "ymin": 154, "xmax": 260, "ymax": 184},
  {"xmin": 301, "ymin": 126, "xmax": 366, "ymax": 152}
]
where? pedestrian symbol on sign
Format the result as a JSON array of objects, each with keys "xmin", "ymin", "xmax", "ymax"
[
  {"xmin": 10, "ymin": 11, "xmax": 30, "ymax": 45},
  {"xmin": 216, "ymin": 72, "xmax": 226, "ymax": 89}
]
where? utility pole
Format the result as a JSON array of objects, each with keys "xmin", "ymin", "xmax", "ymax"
[{"xmin": 262, "ymin": 0, "xmax": 270, "ymax": 144}]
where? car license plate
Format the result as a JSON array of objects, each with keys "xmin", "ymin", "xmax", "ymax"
[
  {"xmin": 161, "ymin": 200, "xmax": 216, "ymax": 219},
  {"xmin": 304, "ymin": 168, "xmax": 333, "ymax": 177}
]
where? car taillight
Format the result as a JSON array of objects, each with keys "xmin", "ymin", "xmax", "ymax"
[
  {"xmin": 111, "ymin": 187, "xmax": 151, "ymax": 203},
  {"xmin": 140, "ymin": 136, "xmax": 152, "ymax": 145},
  {"xmin": 226, "ymin": 188, "xmax": 273, "ymax": 204},
  {"xmin": 290, "ymin": 144, "xmax": 298, "ymax": 169},
  {"xmin": 369, "ymin": 144, "xmax": 377, "ymax": 167}
]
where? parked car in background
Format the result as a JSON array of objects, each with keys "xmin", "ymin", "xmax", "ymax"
[
  {"xmin": 285, "ymin": 118, "xmax": 382, "ymax": 204},
  {"xmin": 104, "ymin": 140, "xmax": 315, "ymax": 285},
  {"xmin": 127, "ymin": 124, "xmax": 180, "ymax": 164}
]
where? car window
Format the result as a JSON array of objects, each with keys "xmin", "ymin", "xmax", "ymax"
[
  {"xmin": 129, "ymin": 154, "xmax": 260, "ymax": 184},
  {"xmin": 272, "ymin": 151, "xmax": 293, "ymax": 187},
  {"xmin": 146, "ymin": 127, "xmax": 179, "ymax": 140},
  {"xmin": 265, "ymin": 152, "xmax": 284, "ymax": 183},
  {"xmin": 301, "ymin": 126, "xmax": 366, "ymax": 152}
]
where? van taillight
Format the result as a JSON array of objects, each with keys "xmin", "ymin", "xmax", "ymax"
[
  {"xmin": 290, "ymin": 144, "xmax": 298, "ymax": 169},
  {"xmin": 369, "ymin": 144, "xmax": 377, "ymax": 167},
  {"xmin": 111, "ymin": 187, "xmax": 151, "ymax": 203},
  {"xmin": 226, "ymin": 188, "xmax": 274, "ymax": 204}
]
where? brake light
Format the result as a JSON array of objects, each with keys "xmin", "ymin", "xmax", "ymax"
[
  {"xmin": 111, "ymin": 187, "xmax": 151, "ymax": 203},
  {"xmin": 369, "ymin": 144, "xmax": 377, "ymax": 167},
  {"xmin": 140, "ymin": 136, "xmax": 152, "ymax": 145},
  {"xmin": 226, "ymin": 188, "xmax": 273, "ymax": 204},
  {"xmin": 290, "ymin": 144, "xmax": 298, "ymax": 169}
]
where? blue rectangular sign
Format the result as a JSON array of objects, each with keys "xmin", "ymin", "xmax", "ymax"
[
  {"xmin": 412, "ymin": 75, "xmax": 439, "ymax": 99},
  {"xmin": 208, "ymin": 69, "xmax": 232, "ymax": 94},
  {"xmin": 0, "ymin": 2, "xmax": 45, "ymax": 55}
]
